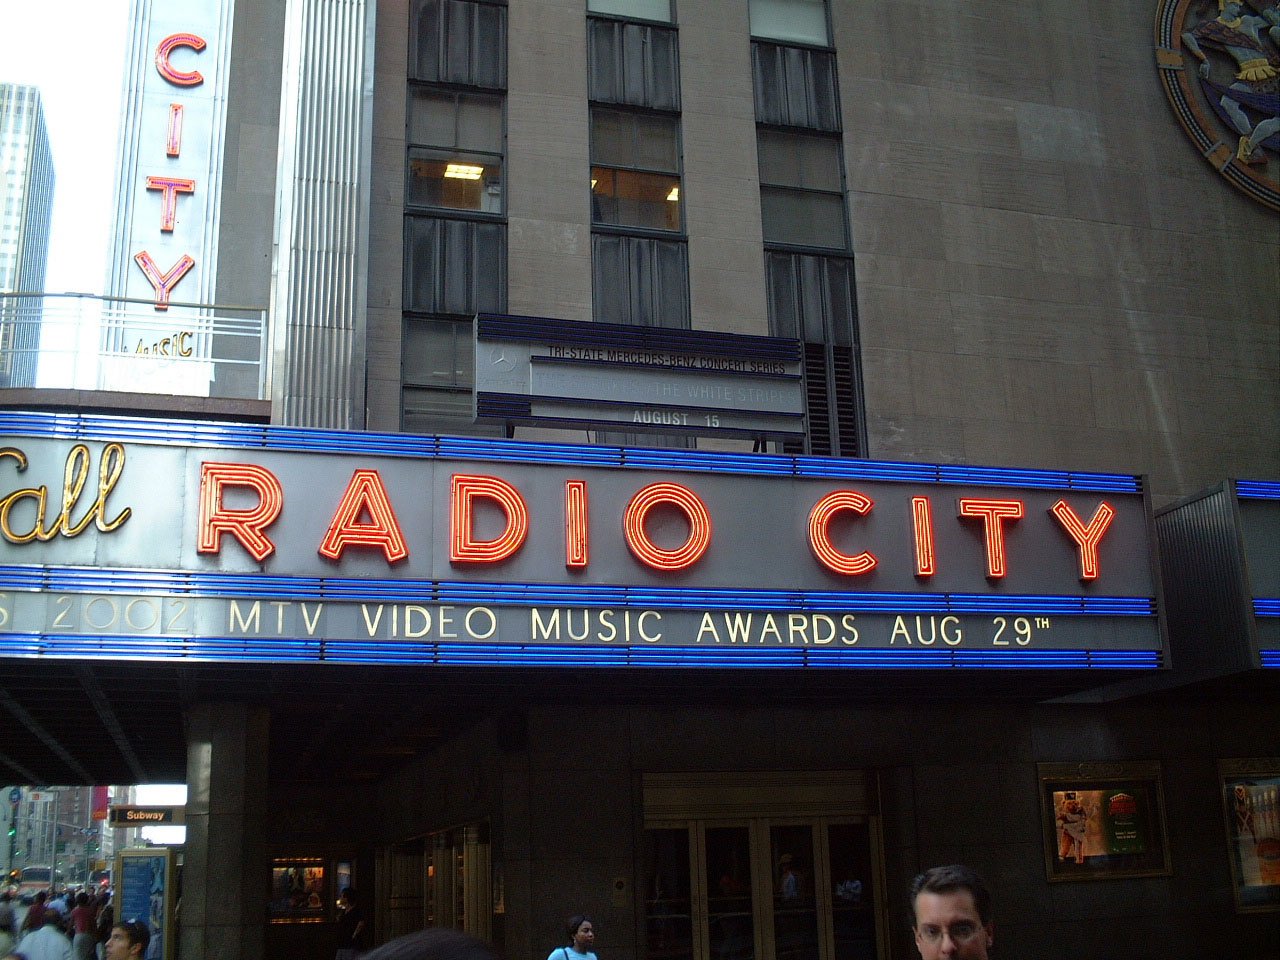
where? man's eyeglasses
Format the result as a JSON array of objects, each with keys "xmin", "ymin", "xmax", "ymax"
[{"xmin": 916, "ymin": 921, "xmax": 983, "ymax": 945}]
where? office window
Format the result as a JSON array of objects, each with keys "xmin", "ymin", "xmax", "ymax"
[
  {"xmin": 587, "ymin": 10, "xmax": 688, "ymax": 337},
  {"xmin": 407, "ymin": 89, "xmax": 504, "ymax": 214},
  {"xmin": 751, "ymin": 0, "xmax": 859, "ymax": 457},
  {"xmin": 749, "ymin": 0, "xmax": 829, "ymax": 46},
  {"xmin": 411, "ymin": 0, "xmax": 506, "ymax": 88},
  {"xmin": 408, "ymin": 150, "xmax": 503, "ymax": 213},
  {"xmin": 588, "ymin": 0, "xmax": 671, "ymax": 23},
  {"xmin": 757, "ymin": 129, "xmax": 846, "ymax": 249},
  {"xmin": 765, "ymin": 252, "xmax": 862, "ymax": 457},
  {"xmin": 752, "ymin": 42, "xmax": 839, "ymax": 131},
  {"xmin": 402, "ymin": 317, "xmax": 474, "ymax": 428},
  {"xmin": 588, "ymin": 18, "xmax": 680, "ymax": 110},
  {"xmin": 400, "ymin": 214, "xmax": 506, "ymax": 433},
  {"xmin": 592, "ymin": 234, "xmax": 689, "ymax": 328},
  {"xmin": 404, "ymin": 0, "xmax": 505, "ymax": 438},
  {"xmin": 404, "ymin": 217, "xmax": 506, "ymax": 315},
  {"xmin": 591, "ymin": 108, "xmax": 681, "ymax": 231}
]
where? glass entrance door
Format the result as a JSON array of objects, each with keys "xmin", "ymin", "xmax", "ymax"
[
  {"xmin": 705, "ymin": 827, "xmax": 756, "ymax": 960},
  {"xmin": 770, "ymin": 824, "xmax": 818, "ymax": 960},
  {"xmin": 643, "ymin": 818, "xmax": 882, "ymax": 960}
]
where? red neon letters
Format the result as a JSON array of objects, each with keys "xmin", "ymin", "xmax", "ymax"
[
  {"xmin": 145, "ymin": 176, "xmax": 196, "ymax": 232},
  {"xmin": 451, "ymin": 474, "xmax": 530, "ymax": 564},
  {"xmin": 957, "ymin": 498, "xmax": 1024, "ymax": 579},
  {"xmin": 133, "ymin": 33, "xmax": 207, "ymax": 309},
  {"xmin": 911, "ymin": 496, "xmax": 935, "ymax": 578},
  {"xmin": 319, "ymin": 470, "xmax": 409, "ymax": 563},
  {"xmin": 197, "ymin": 463, "xmax": 283, "ymax": 561},
  {"xmin": 165, "ymin": 104, "xmax": 184, "ymax": 157},
  {"xmin": 623, "ymin": 482, "xmax": 713, "ymax": 571},
  {"xmin": 1049, "ymin": 499, "xmax": 1115, "ymax": 581},
  {"xmin": 808, "ymin": 490, "xmax": 877, "ymax": 576},
  {"xmin": 565, "ymin": 480, "xmax": 589, "ymax": 569},
  {"xmin": 193, "ymin": 464, "xmax": 1119, "ymax": 582},
  {"xmin": 132, "ymin": 253, "xmax": 196, "ymax": 311},
  {"xmin": 154, "ymin": 33, "xmax": 207, "ymax": 86}
]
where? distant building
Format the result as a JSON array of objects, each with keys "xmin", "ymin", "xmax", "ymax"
[{"xmin": 0, "ymin": 83, "xmax": 54, "ymax": 388}]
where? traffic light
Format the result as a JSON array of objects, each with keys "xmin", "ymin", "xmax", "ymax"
[{"xmin": 5, "ymin": 825, "xmax": 14, "ymax": 838}]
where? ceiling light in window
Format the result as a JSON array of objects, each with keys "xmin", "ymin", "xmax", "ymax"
[
  {"xmin": 591, "ymin": 179, "xmax": 598, "ymax": 189},
  {"xmin": 444, "ymin": 163, "xmax": 484, "ymax": 180},
  {"xmin": 666, "ymin": 186, "xmax": 679, "ymax": 202}
]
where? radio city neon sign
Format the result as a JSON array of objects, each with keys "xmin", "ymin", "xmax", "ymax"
[
  {"xmin": 197, "ymin": 463, "xmax": 1116, "ymax": 582},
  {"xmin": 134, "ymin": 33, "xmax": 205, "ymax": 310}
]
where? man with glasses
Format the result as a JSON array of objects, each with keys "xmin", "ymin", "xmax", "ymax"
[
  {"xmin": 102, "ymin": 921, "xmax": 149, "ymax": 960},
  {"xmin": 909, "ymin": 865, "xmax": 994, "ymax": 959}
]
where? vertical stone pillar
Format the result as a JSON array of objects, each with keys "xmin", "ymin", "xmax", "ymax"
[
  {"xmin": 272, "ymin": 0, "xmax": 376, "ymax": 428},
  {"xmin": 180, "ymin": 703, "xmax": 270, "ymax": 960}
]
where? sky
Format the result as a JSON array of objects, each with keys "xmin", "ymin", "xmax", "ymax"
[
  {"xmin": 133, "ymin": 783, "xmax": 187, "ymax": 845},
  {"xmin": 0, "ymin": 0, "xmax": 129, "ymax": 293},
  {"xmin": 2, "ymin": 4, "xmax": 186, "ymax": 847}
]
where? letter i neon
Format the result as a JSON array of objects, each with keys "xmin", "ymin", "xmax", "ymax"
[
  {"xmin": 565, "ymin": 480, "xmax": 588, "ymax": 568},
  {"xmin": 166, "ymin": 103, "xmax": 184, "ymax": 156},
  {"xmin": 912, "ymin": 496, "xmax": 936, "ymax": 577}
]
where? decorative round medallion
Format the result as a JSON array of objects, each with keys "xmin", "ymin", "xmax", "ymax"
[{"xmin": 1155, "ymin": 0, "xmax": 1280, "ymax": 211}]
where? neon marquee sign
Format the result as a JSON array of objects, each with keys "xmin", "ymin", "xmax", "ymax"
[
  {"xmin": 0, "ymin": 414, "xmax": 1164, "ymax": 669},
  {"xmin": 191, "ymin": 460, "xmax": 1119, "ymax": 585}
]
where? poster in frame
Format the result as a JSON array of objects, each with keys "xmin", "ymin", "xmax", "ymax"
[
  {"xmin": 334, "ymin": 860, "xmax": 353, "ymax": 910},
  {"xmin": 1037, "ymin": 761, "xmax": 1171, "ymax": 882},
  {"xmin": 115, "ymin": 847, "xmax": 177, "ymax": 960},
  {"xmin": 269, "ymin": 857, "xmax": 328, "ymax": 923},
  {"xmin": 1220, "ymin": 757, "xmax": 1280, "ymax": 913}
]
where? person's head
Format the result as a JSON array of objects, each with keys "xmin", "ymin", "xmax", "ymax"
[
  {"xmin": 75, "ymin": 892, "xmax": 89, "ymax": 908},
  {"xmin": 565, "ymin": 915, "xmax": 594, "ymax": 951},
  {"xmin": 340, "ymin": 886, "xmax": 356, "ymax": 905},
  {"xmin": 362, "ymin": 927, "xmax": 499, "ymax": 960},
  {"xmin": 105, "ymin": 921, "xmax": 151, "ymax": 960},
  {"xmin": 40, "ymin": 902, "xmax": 65, "ymax": 929},
  {"xmin": 909, "ymin": 865, "xmax": 993, "ymax": 960},
  {"xmin": 33, "ymin": 891, "xmax": 46, "ymax": 904}
]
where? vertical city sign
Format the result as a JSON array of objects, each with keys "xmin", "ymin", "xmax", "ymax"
[{"xmin": 101, "ymin": 0, "xmax": 234, "ymax": 394}]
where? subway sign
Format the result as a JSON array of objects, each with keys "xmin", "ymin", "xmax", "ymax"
[
  {"xmin": 109, "ymin": 805, "xmax": 185, "ymax": 826},
  {"xmin": 0, "ymin": 412, "xmax": 1164, "ymax": 669}
]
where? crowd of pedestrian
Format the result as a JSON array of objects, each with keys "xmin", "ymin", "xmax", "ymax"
[
  {"xmin": 351, "ymin": 868, "xmax": 997, "ymax": 960},
  {"xmin": 0, "ymin": 884, "xmax": 118, "ymax": 960},
  {"xmin": 4, "ymin": 862, "xmax": 997, "ymax": 960}
]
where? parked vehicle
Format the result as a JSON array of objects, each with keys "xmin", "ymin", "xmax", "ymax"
[{"xmin": 16, "ymin": 864, "xmax": 63, "ymax": 903}]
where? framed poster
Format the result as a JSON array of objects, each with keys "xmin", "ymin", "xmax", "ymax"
[
  {"xmin": 115, "ymin": 847, "xmax": 177, "ymax": 960},
  {"xmin": 1220, "ymin": 758, "xmax": 1280, "ymax": 912},
  {"xmin": 269, "ymin": 857, "xmax": 328, "ymax": 922},
  {"xmin": 1037, "ymin": 761, "xmax": 1171, "ymax": 881},
  {"xmin": 334, "ymin": 860, "xmax": 353, "ymax": 911}
]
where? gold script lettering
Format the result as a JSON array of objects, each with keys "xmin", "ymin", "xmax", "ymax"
[{"xmin": 0, "ymin": 444, "xmax": 132, "ymax": 544}]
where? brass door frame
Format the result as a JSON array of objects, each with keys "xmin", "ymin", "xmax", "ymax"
[
  {"xmin": 643, "ymin": 772, "xmax": 885, "ymax": 960},
  {"xmin": 378, "ymin": 822, "xmax": 492, "ymax": 943}
]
